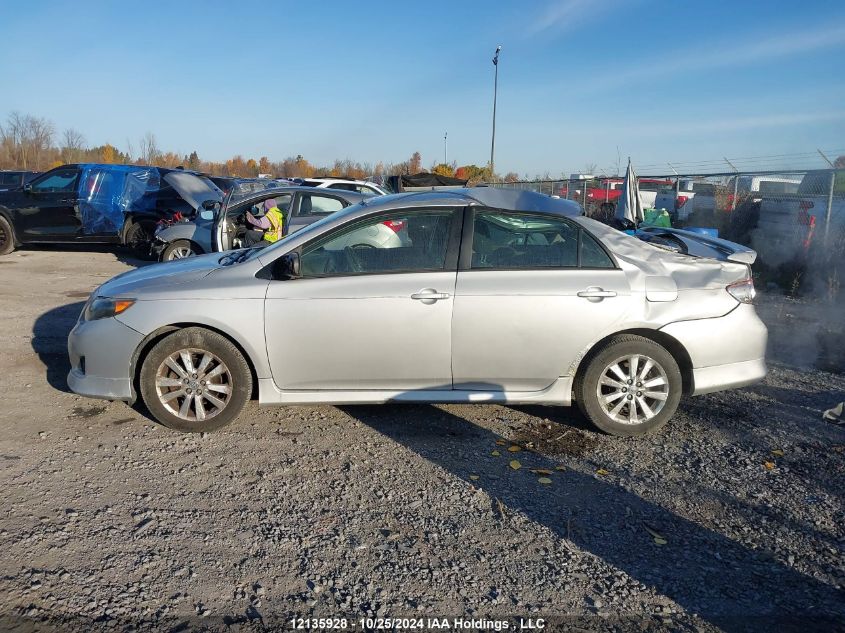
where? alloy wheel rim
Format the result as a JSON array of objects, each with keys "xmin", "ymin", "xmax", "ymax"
[
  {"xmin": 168, "ymin": 245, "xmax": 194, "ymax": 260},
  {"xmin": 0, "ymin": 225, "xmax": 7, "ymax": 249},
  {"xmin": 596, "ymin": 354, "xmax": 669, "ymax": 425},
  {"xmin": 155, "ymin": 348, "xmax": 232, "ymax": 422}
]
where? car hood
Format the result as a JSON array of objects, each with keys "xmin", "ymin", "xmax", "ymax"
[
  {"xmin": 95, "ymin": 253, "xmax": 223, "ymax": 298},
  {"xmin": 163, "ymin": 171, "xmax": 224, "ymax": 211}
]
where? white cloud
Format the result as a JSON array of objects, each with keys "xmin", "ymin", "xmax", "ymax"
[
  {"xmin": 527, "ymin": 0, "xmax": 614, "ymax": 35},
  {"xmin": 604, "ymin": 23, "xmax": 845, "ymax": 87},
  {"xmin": 620, "ymin": 111, "xmax": 845, "ymax": 136}
]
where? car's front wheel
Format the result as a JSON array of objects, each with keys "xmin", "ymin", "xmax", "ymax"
[
  {"xmin": 162, "ymin": 240, "xmax": 201, "ymax": 261},
  {"xmin": 576, "ymin": 335, "xmax": 682, "ymax": 436},
  {"xmin": 124, "ymin": 220, "xmax": 156, "ymax": 259},
  {"xmin": 0, "ymin": 215, "xmax": 16, "ymax": 256},
  {"xmin": 139, "ymin": 328, "xmax": 252, "ymax": 432}
]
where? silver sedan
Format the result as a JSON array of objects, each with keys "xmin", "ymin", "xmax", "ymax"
[{"xmin": 67, "ymin": 188, "xmax": 767, "ymax": 436}]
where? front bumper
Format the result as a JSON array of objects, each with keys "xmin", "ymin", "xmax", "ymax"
[
  {"xmin": 150, "ymin": 236, "xmax": 168, "ymax": 260},
  {"xmin": 659, "ymin": 303, "xmax": 768, "ymax": 396},
  {"xmin": 67, "ymin": 316, "xmax": 145, "ymax": 401}
]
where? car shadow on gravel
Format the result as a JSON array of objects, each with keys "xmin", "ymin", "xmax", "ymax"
[
  {"xmin": 32, "ymin": 301, "xmax": 85, "ymax": 393},
  {"xmin": 14, "ymin": 243, "xmax": 153, "ymax": 268},
  {"xmin": 343, "ymin": 403, "xmax": 844, "ymax": 632}
]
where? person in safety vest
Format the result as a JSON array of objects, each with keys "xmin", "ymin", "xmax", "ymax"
[{"xmin": 244, "ymin": 198, "xmax": 285, "ymax": 246}]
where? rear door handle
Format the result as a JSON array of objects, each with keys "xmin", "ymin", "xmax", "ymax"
[
  {"xmin": 411, "ymin": 288, "xmax": 450, "ymax": 304},
  {"xmin": 577, "ymin": 287, "xmax": 617, "ymax": 301}
]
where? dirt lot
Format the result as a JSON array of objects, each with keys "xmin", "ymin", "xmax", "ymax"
[{"xmin": 0, "ymin": 247, "xmax": 842, "ymax": 632}]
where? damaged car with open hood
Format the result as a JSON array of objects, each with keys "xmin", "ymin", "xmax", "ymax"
[
  {"xmin": 67, "ymin": 188, "xmax": 767, "ymax": 436},
  {"xmin": 0, "ymin": 164, "xmax": 223, "ymax": 257}
]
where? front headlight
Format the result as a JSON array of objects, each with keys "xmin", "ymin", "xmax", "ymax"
[{"xmin": 84, "ymin": 298, "xmax": 136, "ymax": 321}]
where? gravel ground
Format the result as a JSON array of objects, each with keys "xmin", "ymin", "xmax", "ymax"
[{"xmin": 0, "ymin": 248, "xmax": 842, "ymax": 633}]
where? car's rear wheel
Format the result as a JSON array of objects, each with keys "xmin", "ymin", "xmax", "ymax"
[
  {"xmin": 162, "ymin": 240, "xmax": 200, "ymax": 261},
  {"xmin": 139, "ymin": 328, "xmax": 252, "ymax": 433},
  {"xmin": 0, "ymin": 216, "xmax": 16, "ymax": 256},
  {"xmin": 576, "ymin": 335, "xmax": 682, "ymax": 436}
]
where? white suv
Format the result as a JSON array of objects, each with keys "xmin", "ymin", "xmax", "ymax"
[{"xmin": 301, "ymin": 178, "xmax": 388, "ymax": 196}]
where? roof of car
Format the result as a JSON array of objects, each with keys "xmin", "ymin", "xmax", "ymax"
[
  {"xmin": 359, "ymin": 188, "xmax": 583, "ymax": 216},
  {"xmin": 227, "ymin": 186, "xmax": 369, "ymax": 207}
]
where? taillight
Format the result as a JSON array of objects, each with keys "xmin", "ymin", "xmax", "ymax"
[
  {"xmin": 383, "ymin": 220, "xmax": 405, "ymax": 233},
  {"xmin": 726, "ymin": 278, "xmax": 756, "ymax": 304},
  {"xmin": 676, "ymin": 195, "xmax": 688, "ymax": 209}
]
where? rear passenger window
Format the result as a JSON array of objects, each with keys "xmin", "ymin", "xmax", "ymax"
[
  {"xmin": 471, "ymin": 212, "xmax": 578, "ymax": 269},
  {"xmin": 580, "ymin": 231, "xmax": 614, "ymax": 268},
  {"xmin": 299, "ymin": 194, "xmax": 345, "ymax": 215}
]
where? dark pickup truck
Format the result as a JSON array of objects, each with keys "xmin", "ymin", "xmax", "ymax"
[{"xmin": 0, "ymin": 170, "xmax": 39, "ymax": 191}]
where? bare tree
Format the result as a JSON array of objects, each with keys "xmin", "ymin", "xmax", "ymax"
[
  {"xmin": 582, "ymin": 162, "xmax": 598, "ymax": 175},
  {"xmin": 30, "ymin": 117, "xmax": 54, "ymax": 169},
  {"xmin": 2, "ymin": 111, "xmax": 54, "ymax": 169},
  {"xmin": 61, "ymin": 128, "xmax": 87, "ymax": 164},
  {"xmin": 139, "ymin": 132, "xmax": 160, "ymax": 165}
]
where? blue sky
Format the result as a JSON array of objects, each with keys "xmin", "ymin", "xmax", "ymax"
[{"xmin": 1, "ymin": 0, "xmax": 844, "ymax": 176}]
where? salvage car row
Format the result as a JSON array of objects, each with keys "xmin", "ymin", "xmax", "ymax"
[{"xmin": 0, "ymin": 163, "xmax": 387, "ymax": 257}]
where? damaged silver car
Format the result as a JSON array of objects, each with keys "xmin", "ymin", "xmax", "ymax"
[{"xmin": 68, "ymin": 188, "xmax": 767, "ymax": 436}]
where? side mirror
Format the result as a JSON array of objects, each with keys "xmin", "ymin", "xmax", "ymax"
[
  {"xmin": 274, "ymin": 252, "xmax": 301, "ymax": 280},
  {"xmin": 202, "ymin": 199, "xmax": 220, "ymax": 211},
  {"xmin": 23, "ymin": 183, "xmax": 33, "ymax": 194}
]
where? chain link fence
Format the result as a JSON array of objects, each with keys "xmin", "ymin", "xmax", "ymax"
[
  {"xmin": 490, "ymin": 169, "xmax": 844, "ymax": 298},
  {"xmin": 490, "ymin": 169, "xmax": 843, "ymax": 260}
]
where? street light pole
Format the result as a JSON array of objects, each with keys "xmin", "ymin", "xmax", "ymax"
[
  {"xmin": 490, "ymin": 45, "xmax": 501, "ymax": 180},
  {"xmin": 444, "ymin": 131, "xmax": 447, "ymax": 166}
]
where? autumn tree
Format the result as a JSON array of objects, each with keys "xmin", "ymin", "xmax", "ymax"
[
  {"xmin": 431, "ymin": 163, "xmax": 455, "ymax": 178},
  {"xmin": 503, "ymin": 171, "xmax": 520, "ymax": 183},
  {"xmin": 455, "ymin": 164, "xmax": 491, "ymax": 183},
  {"xmin": 409, "ymin": 151, "xmax": 422, "ymax": 174},
  {"xmin": 100, "ymin": 143, "xmax": 116, "ymax": 164}
]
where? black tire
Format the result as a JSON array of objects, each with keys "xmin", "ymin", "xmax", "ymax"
[
  {"xmin": 0, "ymin": 215, "xmax": 16, "ymax": 256},
  {"xmin": 124, "ymin": 220, "xmax": 156, "ymax": 259},
  {"xmin": 575, "ymin": 335, "xmax": 682, "ymax": 436},
  {"xmin": 139, "ymin": 328, "xmax": 252, "ymax": 433},
  {"xmin": 161, "ymin": 239, "xmax": 201, "ymax": 261}
]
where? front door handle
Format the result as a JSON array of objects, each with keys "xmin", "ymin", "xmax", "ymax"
[
  {"xmin": 577, "ymin": 287, "xmax": 617, "ymax": 302},
  {"xmin": 411, "ymin": 288, "xmax": 450, "ymax": 304}
]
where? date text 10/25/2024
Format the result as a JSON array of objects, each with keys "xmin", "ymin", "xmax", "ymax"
[{"xmin": 290, "ymin": 617, "xmax": 546, "ymax": 631}]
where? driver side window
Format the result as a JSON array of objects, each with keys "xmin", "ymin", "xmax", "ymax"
[
  {"xmin": 300, "ymin": 209, "xmax": 455, "ymax": 277},
  {"xmin": 32, "ymin": 168, "xmax": 80, "ymax": 193}
]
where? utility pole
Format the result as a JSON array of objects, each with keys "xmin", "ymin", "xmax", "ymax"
[
  {"xmin": 444, "ymin": 131, "xmax": 448, "ymax": 166},
  {"xmin": 490, "ymin": 45, "xmax": 501, "ymax": 181},
  {"xmin": 818, "ymin": 150, "xmax": 836, "ymax": 245}
]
